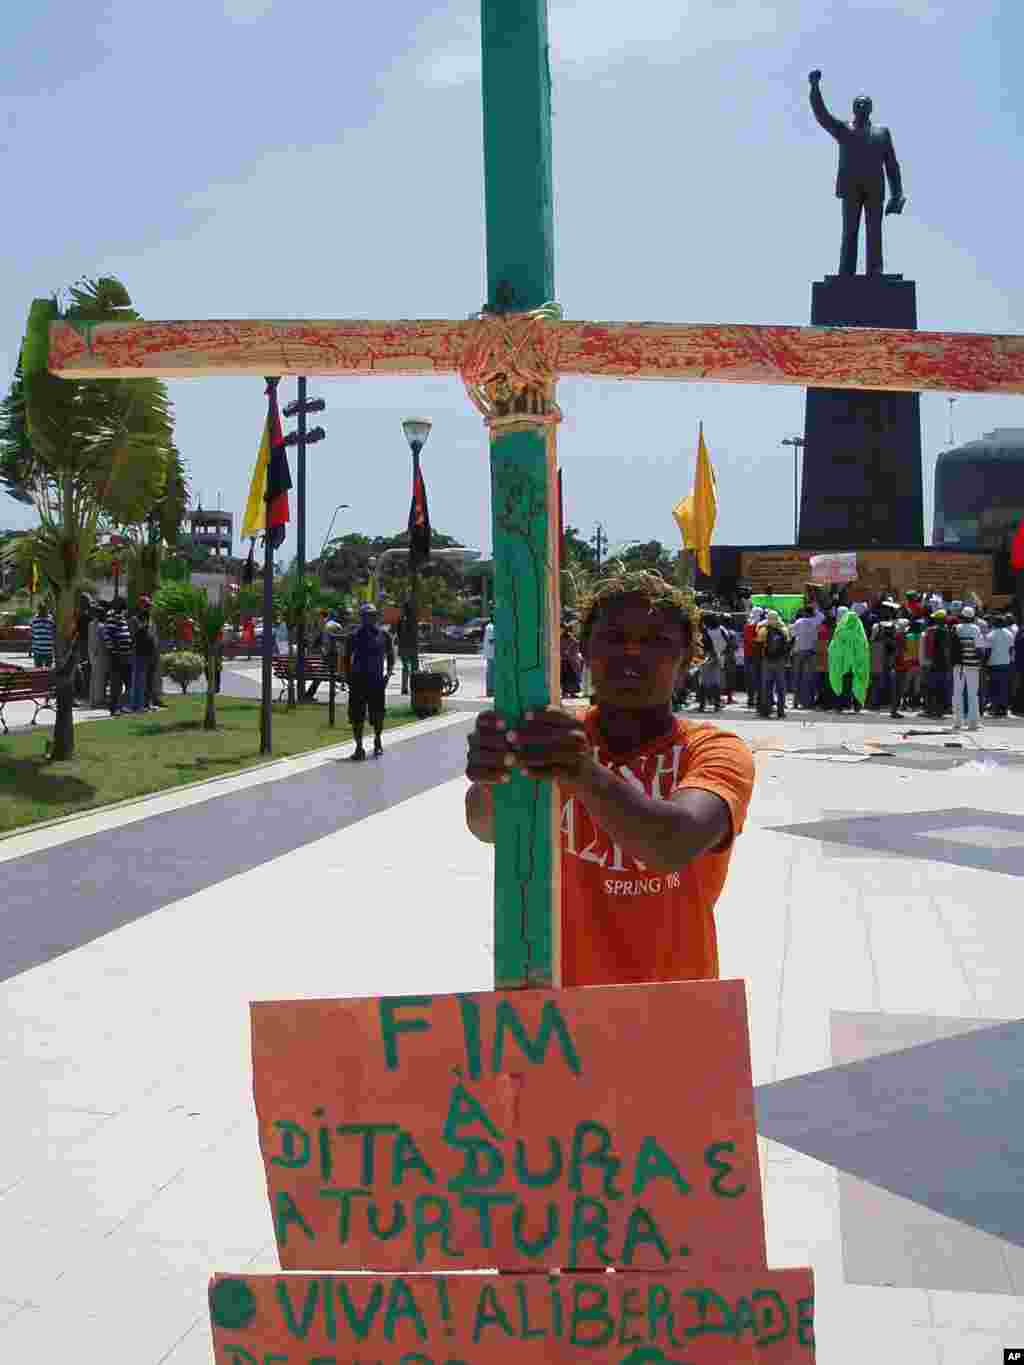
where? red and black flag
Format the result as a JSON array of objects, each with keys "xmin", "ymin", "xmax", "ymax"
[
  {"xmin": 408, "ymin": 458, "xmax": 431, "ymax": 565},
  {"xmin": 557, "ymin": 467, "xmax": 564, "ymax": 572},
  {"xmin": 265, "ymin": 379, "xmax": 292, "ymax": 551},
  {"xmin": 1012, "ymin": 515, "xmax": 1024, "ymax": 573}
]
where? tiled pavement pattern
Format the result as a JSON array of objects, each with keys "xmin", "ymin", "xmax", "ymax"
[
  {"xmin": 756, "ymin": 1016, "xmax": 1024, "ymax": 1249},
  {"xmin": 770, "ymin": 806, "xmax": 1024, "ymax": 877},
  {"xmin": 1, "ymin": 704, "xmax": 1023, "ymax": 1361},
  {"xmin": 828, "ymin": 1012, "xmax": 1024, "ymax": 1298}
]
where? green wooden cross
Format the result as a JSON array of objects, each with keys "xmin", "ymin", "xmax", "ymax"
[{"xmin": 43, "ymin": 0, "xmax": 1024, "ymax": 991}]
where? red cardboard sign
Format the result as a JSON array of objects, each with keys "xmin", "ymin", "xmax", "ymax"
[
  {"xmin": 208, "ymin": 1269, "xmax": 815, "ymax": 1363},
  {"xmin": 251, "ymin": 982, "xmax": 768, "ymax": 1273}
]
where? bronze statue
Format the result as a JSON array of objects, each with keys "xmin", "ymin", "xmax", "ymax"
[{"xmin": 808, "ymin": 70, "xmax": 906, "ymax": 277}]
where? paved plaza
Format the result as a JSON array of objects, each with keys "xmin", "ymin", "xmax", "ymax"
[{"xmin": 1, "ymin": 655, "xmax": 1023, "ymax": 1362}]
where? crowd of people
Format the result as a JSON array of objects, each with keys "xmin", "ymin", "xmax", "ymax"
[
  {"xmin": 28, "ymin": 596, "xmax": 164, "ymax": 714},
  {"xmin": 23, "ymin": 584, "xmax": 1023, "ymax": 733},
  {"xmin": 671, "ymin": 587, "xmax": 1024, "ymax": 729}
]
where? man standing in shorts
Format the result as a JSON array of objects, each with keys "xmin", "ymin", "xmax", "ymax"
[{"xmin": 344, "ymin": 602, "xmax": 394, "ymax": 761}]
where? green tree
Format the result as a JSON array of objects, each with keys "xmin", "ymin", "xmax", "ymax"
[
  {"xmin": 317, "ymin": 528, "xmax": 467, "ymax": 603},
  {"xmin": 277, "ymin": 574, "xmax": 322, "ymax": 707},
  {"xmin": 616, "ymin": 539, "xmax": 675, "ymax": 577},
  {"xmin": 1, "ymin": 278, "xmax": 178, "ymax": 760},
  {"xmin": 563, "ymin": 525, "xmax": 597, "ymax": 572},
  {"xmin": 151, "ymin": 582, "xmax": 226, "ymax": 731}
]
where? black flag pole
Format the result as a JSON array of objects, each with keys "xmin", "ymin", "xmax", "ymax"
[{"xmin": 260, "ymin": 377, "xmax": 280, "ymax": 755}]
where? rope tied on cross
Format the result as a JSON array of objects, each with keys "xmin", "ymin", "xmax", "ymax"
[{"xmin": 460, "ymin": 301, "xmax": 564, "ymax": 430}]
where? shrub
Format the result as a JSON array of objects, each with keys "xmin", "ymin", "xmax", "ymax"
[{"xmin": 162, "ymin": 650, "xmax": 205, "ymax": 695}]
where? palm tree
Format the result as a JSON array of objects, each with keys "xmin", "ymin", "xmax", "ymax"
[
  {"xmin": 151, "ymin": 582, "xmax": 226, "ymax": 731},
  {"xmin": 0, "ymin": 277, "xmax": 178, "ymax": 760},
  {"xmin": 277, "ymin": 573, "xmax": 322, "ymax": 706}
]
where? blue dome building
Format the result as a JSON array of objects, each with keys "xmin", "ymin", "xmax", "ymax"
[{"xmin": 933, "ymin": 428, "xmax": 1024, "ymax": 552}]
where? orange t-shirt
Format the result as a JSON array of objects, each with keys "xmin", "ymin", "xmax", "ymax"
[{"xmin": 560, "ymin": 710, "xmax": 755, "ymax": 988}]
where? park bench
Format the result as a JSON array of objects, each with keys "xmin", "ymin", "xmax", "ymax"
[
  {"xmin": 219, "ymin": 640, "xmax": 260, "ymax": 661},
  {"xmin": 271, "ymin": 655, "xmax": 346, "ymax": 703},
  {"xmin": 0, "ymin": 664, "xmax": 57, "ymax": 733}
]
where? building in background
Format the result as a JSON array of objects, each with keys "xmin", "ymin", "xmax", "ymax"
[
  {"xmin": 186, "ymin": 504, "xmax": 233, "ymax": 560},
  {"xmin": 933, "ymin": 429, "xmax": 1024, "ymax": 554}
]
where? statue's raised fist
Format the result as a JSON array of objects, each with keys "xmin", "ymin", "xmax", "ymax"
[{"xmin": 808, "ymin": 69, "xmax": 822, "ymax": 83}]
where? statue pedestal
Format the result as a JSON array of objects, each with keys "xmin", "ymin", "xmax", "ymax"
[{"xmin": 798, "ymin": 274, "xmax": 924, "ymax": 549}]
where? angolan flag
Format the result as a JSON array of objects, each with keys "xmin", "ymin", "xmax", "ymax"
[
  {"xmin": 408, "ymin": 459, "xmax": 431, "ymax": 566},
  {"xmin": 1011, "ymin": 515, "xmax": 1024, "ymax": 573},
  {"xmin": 240, "ymin": 377, "xmax": 292, "ymax": 553},
  {"xmin": 264, "ymin": 379, "xmax": 291, "ymax": 551}
]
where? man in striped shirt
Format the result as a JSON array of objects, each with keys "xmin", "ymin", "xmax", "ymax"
[
  {"xmin": 951, "ymin": 604, "xmax": 988, "ymax": 733},
  {"xmin": 30, "ymin": 607, "xmax": 55, "ymax": 667},
  {"xmin": 103, "ymin": 599, "xmax": 135, "ymax": 716}
]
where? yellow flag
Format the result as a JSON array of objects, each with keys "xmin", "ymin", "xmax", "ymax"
[
  {"xmin": 672, "ymin": 423, "xmax": 717, "ymax": 575},
  {"xmin": 241, "ymin": 418, "xmax": 271, "ymax": 540}
]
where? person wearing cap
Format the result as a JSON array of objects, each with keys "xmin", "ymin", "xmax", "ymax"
[
  {"xmin": 756, "ymin": 609, "xmax": 792, "ymax": 718},
  {"xmin": 923, "ymin": 609, "xmax": 951, "ymax": 718},
  {"xmin": 344, "ymin": 602, "xmax": 395, "ymax": 760},
  {"xmin": 742, "ymin": 608, "xmax": 764, "ymax": 709},
  {"xmin": 951, "ymin": 603, "xmax": 986, "ymax": 732},
  {"xmin": 127, "ymin": 594, "xmax": 158, "ymax": 713},
  {"xmin": 887, "ymin": 619, "xmax": 913, "ymax": 718}
]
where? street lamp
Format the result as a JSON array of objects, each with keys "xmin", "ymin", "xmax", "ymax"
[
  {"xmin": 590, "ymin": 522, "xmax": 607, "ymax": 570},
  {"xmin": 781, "ymin": 437, "xmax": 805, "ymax": 544},
  {"xmin": 317, "ymin": 504, "xmax": 351, "ymax": 580},
  {"xmin": 401, "ymin": 417, "xmax": 432, "ymax": 675}
]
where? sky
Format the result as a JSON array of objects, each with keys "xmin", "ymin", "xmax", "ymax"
[{"xmin": 2, "ymin": 0, "xmax": 1022, "ymax": 564}]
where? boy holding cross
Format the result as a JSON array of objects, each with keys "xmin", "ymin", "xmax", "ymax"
[{"xmin": 466, "ymin": 571, "xmax": 755, "ymax": 986}]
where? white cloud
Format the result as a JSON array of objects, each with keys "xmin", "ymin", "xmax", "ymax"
[
  {"xmin": 223, "ymin": 0, "xmax": 274, "ymax": 22},
  {"xmin": 416, "ymin": 0, "xmax": 948, "ymax": 89},
  {"xmin": 417, "ymin": 0, "xmax": 793, "ymax": 88}
]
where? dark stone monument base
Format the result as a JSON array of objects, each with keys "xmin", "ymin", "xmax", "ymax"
[{"xmin": 798, "ymin": 275, "xmax": 924, "ymax": 549}]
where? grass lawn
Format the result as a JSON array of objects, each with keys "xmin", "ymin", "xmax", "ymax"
[{"xmin": 0, "ymin": 695, "xmax": 420, "ymax": 835}]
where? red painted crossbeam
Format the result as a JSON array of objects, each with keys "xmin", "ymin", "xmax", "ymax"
[{"xmin": 49, "ymin": 317, "xmax": 1024, "ymax": 394}]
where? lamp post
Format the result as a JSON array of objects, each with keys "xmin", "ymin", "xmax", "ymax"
[
  {"xmin": 401, "ymin": 417, "xmax": 432, "ymax": 676},
  {"xmin": 781, "ymin": 437, "xmax": 805, "ymax": 544},
  {"xmin": 590, "ymin": 521, "xmax": 607, "ymax": 570},
  {"xmin": 317, "ymin": 504, "xmax": 351, "ymax": 584},
  {"xmin": 282, "ymin": 381, "xmax": 327, "ymax": 699}
]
